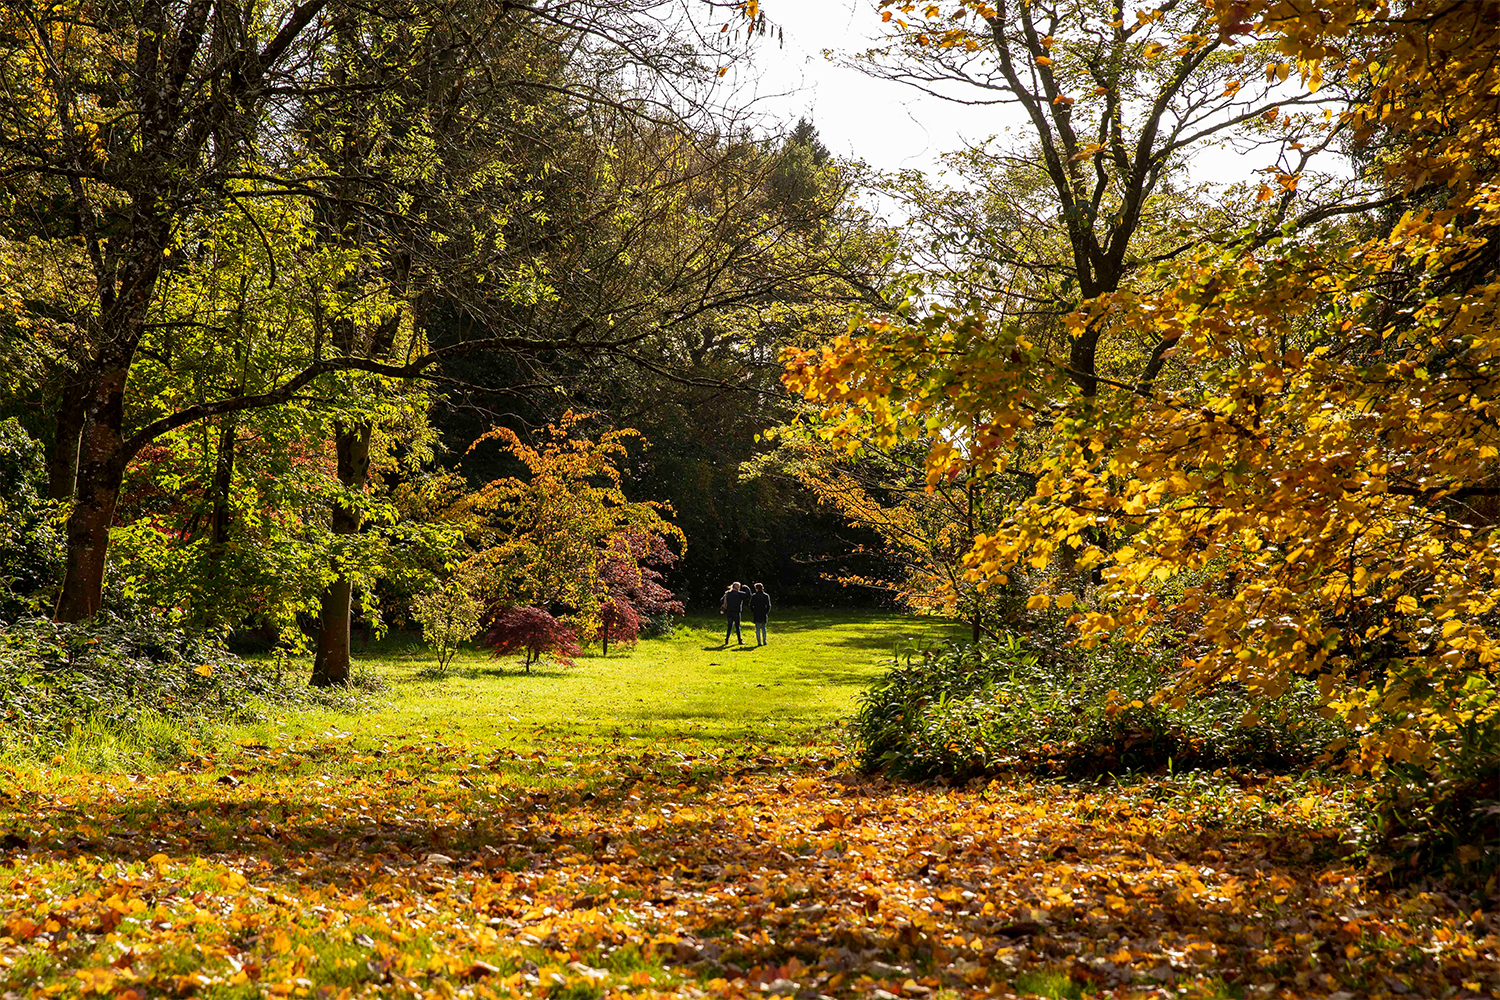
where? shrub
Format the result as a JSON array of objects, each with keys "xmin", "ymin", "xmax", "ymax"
[
  {"xmin": 851, "ymin": 636, "xmax": 1347, "ymax": 780},
  {"xmin": 0, "ymin": 609, "xmax": 381, "ymax": 762},
  {"xmin": 0, "ymin": 419, "xmax": 62, "ymax": 620},
  {"xmin": 482, "ymin": 606, "xmax": 581, "ymax": 673},
  {"xmin": 411, "ymin": 579, "xmax": 484, "ymax": 674},
  {"xmin": 1358, "ymin": 725, "xmax": 1500, "ymax": 887},
  {"xmin": 637, "ymin": 612, "xmax": 680, "ymax": 639}
]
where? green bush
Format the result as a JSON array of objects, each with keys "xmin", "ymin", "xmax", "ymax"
[
  {"xmin": 0, "ymin": 609, "xmax": 381, "ymax": 762},
  {"xmin": 1359, "ymin": 725, "xmax": 1500, "ymax": 887},
  {"xmin": 0, "ymin": 419, "xmax": 62, "ymax": 620},
  {"xmin": 851, "ymin": 636, "xmax": 1347, "ymax": 779},
  {"xmin": 638, "ymin": 612, "xmax": 680, "ymax": 640}
]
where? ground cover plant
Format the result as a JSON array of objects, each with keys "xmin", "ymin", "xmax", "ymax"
[
  {"xmin": 852, "ymin": 638, "xmax": 1348, "ymax": 780},
  {"xmin": 0, "ymin": 610, "xmax": 380, "ymax": 767},
  {"xmin": 3, "ymin": 613, "xmax": 1496, "ymax": 1000}
]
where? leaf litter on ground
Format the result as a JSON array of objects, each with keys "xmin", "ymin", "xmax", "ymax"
[{"xmin": 1, "ymin": 732, "xmax": 1497, "ymax": 1000}]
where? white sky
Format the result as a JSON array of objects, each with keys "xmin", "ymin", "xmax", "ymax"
[
  {"xmin": 727, "ymin": 0, "xmax": 986, "ymax": 175},
  {"xmin": 715, "ymin": 0, "xmax": 1305, "ymax": 185}
]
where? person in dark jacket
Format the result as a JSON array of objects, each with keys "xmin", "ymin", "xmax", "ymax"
[
  {"xmin": 748, "ymin": 583, "xmax": 771, "ymax": 645},
  {"xmin": 722, "ymin": 582, "xmax": 749, "ymax": 645}
]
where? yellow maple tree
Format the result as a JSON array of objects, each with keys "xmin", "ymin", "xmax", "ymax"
[{"xmin": 788, "ymin": 0, "xmax": 1500, "ymax": 780}]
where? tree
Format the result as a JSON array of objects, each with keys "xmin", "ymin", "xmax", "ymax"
[
  {"xmin": 97, "ymin": 193, "xmax": 421, "ymax": 637},
  {"xmin": 482, "ymin": 606, "xmax": 581, "ymax": 673},
  {"xmin": 0, "ymin": 0, "xmax": 347, "ymax": 621},
  {"xmin": 747, "ymin": 415, "xmax": 1025, "ymax": 641},
  {"xmin": 852, "ymin": 0, "xmax": 1368, "ymax": 395},
  {"xmin": 461, "ymin": 413, "xmax": 685, "ymax": 644},
  {"xmin": 412, "ymin": 577, "xmax": 484, "ymax": 673},
  {"xmin": 792, "ymin": 0, "xmax": 1500, "ymax": 802},
  {"xmin": 596, "ymin": 596, "xmax": 640, "ymax": 656},
  {"xmin": 598, "ymin": 532, "xmax": 686, "ymax": 623},
  {"xmin": 595, "ymin": 531, "xmax": 684, "ymax": 649}
]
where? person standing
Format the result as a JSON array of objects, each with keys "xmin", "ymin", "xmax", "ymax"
[
  {"xmin": 722, "ymin": 581, "xmax": 749, "ymax": 645},
  {"xmin": 749, "ymin": 583, "xmax": 771, "ymax": 646}
]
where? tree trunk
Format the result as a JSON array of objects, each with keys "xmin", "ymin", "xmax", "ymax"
[
  {"xmin": 312, "ymin": 576, "xmax": 355, "ymax": 686},
  {"xmin": 311, "ymin": 420, "xmax": 372, "ymax": 687},
  {"xmin": 46, "ymin": 380, "xmax": 89, "ymax": 503},
  {"xmin": 207, "ymin": 417, "xmax": 236, "ymax": 562},
  {"xmin": 54, "ymin": 369, "xmax": 129, "ymax": 622}
]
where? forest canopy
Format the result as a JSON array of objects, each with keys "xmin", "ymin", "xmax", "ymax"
[
  {"xmin": 0, "ymin": 0, "xmax": 890, "ymax": 676},
  {"xmin": 2, "ymin": 0, "xmax": 1499, "ymax": 888}
]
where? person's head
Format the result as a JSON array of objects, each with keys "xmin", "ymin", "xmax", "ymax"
[
  {"xmin": 754, "ymin": 583, "xmax": 764, "ymax": 592},
  {"xmin": 729, "ymin": 581, "xmax": 740, "ymax": 591}
]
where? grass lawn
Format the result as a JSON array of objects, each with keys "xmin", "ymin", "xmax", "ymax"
[
  {"xmin": 2, "ymin": 610, "xmax": 1493, "ymax": 1000},
  {"xmin": 250, "ymin": 608, "xmax": 967, "ymax": 754}
]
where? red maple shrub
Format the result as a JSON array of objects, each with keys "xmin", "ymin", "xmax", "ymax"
[
  {"xmin": 597, "ymin": 596, "xmax": 640, "ymax": 656},
  {"xmin": 482, "ymin": 606, "xmax": 581, "ymax": 673},
  {"xmin": 597, "ymin": 532, "xmax": 684, "ymax": 639}
]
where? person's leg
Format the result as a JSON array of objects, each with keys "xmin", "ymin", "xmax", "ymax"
[
  {"xmin": 734, "ymin": 616, "xmax": 743, "ymax": 643},
  {"xmin": 756, "ymin": 622, "xmax": 767, "ymax": 644}
]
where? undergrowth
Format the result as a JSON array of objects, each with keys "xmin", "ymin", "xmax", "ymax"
[
  {"xmin": 0, "ymin": 610, "xmax": 386, "ymax": 766},
  {"xmin": 851, "ymin": 636, "xmax": 1347, "ymax": 780}
]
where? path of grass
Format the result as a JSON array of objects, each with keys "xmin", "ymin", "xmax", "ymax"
[{"xmin": 257, "ymin": 609, "xmax": 966, "ymax": 753}]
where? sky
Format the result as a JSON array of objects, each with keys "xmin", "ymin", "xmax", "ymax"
[
  {"xmin": 722, "ymin": 0, "xmax": 993, "ymax": 176},
  {"xmin": 710, "ymin": 1, "xmax": 1310, "ymax": 186}
]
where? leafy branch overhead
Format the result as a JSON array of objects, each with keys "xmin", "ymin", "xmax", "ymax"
[{"xmin": 790, "ymin": 0, "xmax": 1500, "ymax": 808}]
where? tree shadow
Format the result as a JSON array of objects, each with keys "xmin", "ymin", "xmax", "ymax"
[
  {"xmin": 8, "ymin": 767, "xmax": 1372, "ymax": 998},
  {"xmin": 384, "ymin": 663, "xmax": 581, "ymax": 686},
  {"xmin": 459, "ymin": 666, "xmax": 574, "ymax": 679}
]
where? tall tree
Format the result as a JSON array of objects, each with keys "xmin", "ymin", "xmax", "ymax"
[
  {"xmin": 0, "ymin": 0, "xmax": 769, "ymax": 626},
  {"xmin": 854, "ymin": 0, "xmax": 1365, "ymax": 394},
  {"xmin": 792, "ymin": 0, "xmax": 1500, "ymax": 791},
  {"xmin": 0, "ymin": 0, "xmax": 341, "ymax": 620}
]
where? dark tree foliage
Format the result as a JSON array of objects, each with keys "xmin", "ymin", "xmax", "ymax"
[
  {"xmin": 598, "ymin": 533, "xmax": 684, "ymax": 625},
  {"xmin": 431, "ymin": 119, "xmax": 893, "ymax": 607},
  {"xmin": 0, "ymin": 420, "xmax": 62, "ymax": 621}
]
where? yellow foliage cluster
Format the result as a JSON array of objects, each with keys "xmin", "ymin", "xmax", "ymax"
[
  {"xmin": 459, "ymin": 412, "xmax": 684, "ymax": 641},
  {"xmin": 788, "ymin": 1, "xmax": 1500, "ymax": 772}
]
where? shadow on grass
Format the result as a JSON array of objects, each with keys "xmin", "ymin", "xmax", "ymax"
[
  {"xmin": 12, "ymin": 753, "xmax": 817, "ymax": 878},
  {"xmin": 8, "ymin": 766, "xmax": 1344, "ymax": 999}
]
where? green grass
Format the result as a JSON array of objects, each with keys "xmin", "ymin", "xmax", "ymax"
[
  {"xmin": 239, "ymin": 609, "xmax": 966, "ymax": 755},
  {"xmin": 1013, "ymin": 969, "xmax": 1087, "ymax": 999}
]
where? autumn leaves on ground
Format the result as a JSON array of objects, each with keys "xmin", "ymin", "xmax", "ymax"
[{"xmin": 3, "ymin": 614, "xmax": 1494, "ymax": 1000}]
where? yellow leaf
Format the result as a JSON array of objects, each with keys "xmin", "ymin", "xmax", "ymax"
[{"xmin": 194, "ymin": 663, "xmax": 214, "ymax": 677}]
